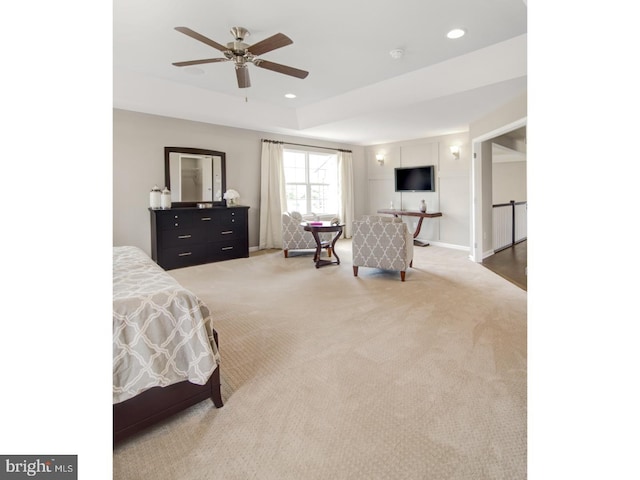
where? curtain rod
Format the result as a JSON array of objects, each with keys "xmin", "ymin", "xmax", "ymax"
[{"xmin": 262, "ymin": 138, "xmax": 352, "ymax": 153}]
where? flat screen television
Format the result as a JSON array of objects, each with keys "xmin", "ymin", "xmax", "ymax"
[{"xmin": 394, "ymin": 165, "xmax": 435, "ymax": 192}]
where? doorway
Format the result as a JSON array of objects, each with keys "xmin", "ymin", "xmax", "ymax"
[{"xmin": 470, "ymin": 117, "xmax": 527, "ymax": 264}]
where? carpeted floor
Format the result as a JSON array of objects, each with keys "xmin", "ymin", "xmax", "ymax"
[{"xmin": 113, "ymin": 240, "xmax": 527, "ymax": 479}]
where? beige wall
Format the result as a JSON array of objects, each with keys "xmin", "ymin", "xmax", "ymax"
[
  {"xmin": 113, "ymin": 109, "xmax": 365, "ymax": 256},
  {"xmin": 493, "ymin": 161, "xmax": 527, "ymax": 204},
  {"xmin": 115, "ymin": 92, "xmax": 527, "ymax": 257}
]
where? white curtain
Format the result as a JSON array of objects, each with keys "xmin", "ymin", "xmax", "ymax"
[
  {"xmin": 259, "ymin": 141, "xmax": 287, "ymax": 249},
  {"xmin": 338, "ymin": 151, "xmax": 355, "ymax": 238}
]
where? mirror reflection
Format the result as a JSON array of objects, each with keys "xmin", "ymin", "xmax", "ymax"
[{"xmin": 165, "ymin": 147, "xmax": 226, "ymax": 206}]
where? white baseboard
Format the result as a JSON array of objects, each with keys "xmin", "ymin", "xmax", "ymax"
[
  {"xmin": 482, "ymin": 249, "xmax": 495, "ymax": 259},
  {"xmin": 250, "ymin": 242, "xmax": 470, "ymax": 254},
  {"xmin": 428, "ymin": 241, "xmax": 470, "ymax": 252}
]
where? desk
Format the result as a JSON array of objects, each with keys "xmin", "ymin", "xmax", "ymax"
[
  {"xmin": 377, "ymin": 209, "xmax": 443, "ymax": 246},
  {"xmin": 302, "ymin": 222, "xmax": 344, "ymax": 268}
]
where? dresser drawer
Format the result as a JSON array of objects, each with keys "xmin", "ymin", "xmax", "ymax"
[
  {"xmin": 161, "ymin": 229, "xmax": 203, "ymax": 248},
  {"xmin": 193, "ymin": 210, "xmax": 215, "ymax": 225},
  {"xmin": 157, "ymin": 211, "xmax": 194, "ymax": 230},
  {"xmin": 159, "ymin": 244, "xmax": 205, "ymax": 270},
  {"xmin": 205, "ymin": 239, "xmax": 248, "ymax": 262},
  {"xmin": 208, "ymin": 224, "xmax": 245, "ymax": 241},
  {"xmin": 215, "ymin": 209, "xmax": 245, "ymax": 226}
]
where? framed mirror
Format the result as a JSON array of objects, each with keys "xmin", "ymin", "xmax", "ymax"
[{"xmin": 164, "ymin": 147, "xmax": 226, "ymax": 207}]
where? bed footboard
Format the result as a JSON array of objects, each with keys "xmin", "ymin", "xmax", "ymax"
[
  {"xmin": 113, "ymin": 373, "xmax": 223, "ymax": 444},
  {"xmin": 113, "ymin": 332, "xmax": 223, "ymax": 445}
]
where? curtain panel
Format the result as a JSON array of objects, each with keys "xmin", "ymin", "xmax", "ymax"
[
  {"xmin": 258, "ymin": 141, "xmax": 286, "ymax": 249},
  {"xmin": 338, "ymin": 151, "xmax": 355, "ymax": 238}
]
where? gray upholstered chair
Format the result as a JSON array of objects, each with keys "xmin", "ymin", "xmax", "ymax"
[
  {"xmin": 351, "ymin": 215, "xmax": 414, "ymax": 281},
  {"xmin": 281, "ymin": 211, "xmax": 333, "ymax": 258}
]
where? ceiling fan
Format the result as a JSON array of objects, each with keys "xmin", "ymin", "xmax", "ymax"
[{"xmin": 172, "ymin": 26, "xmax": 309, "ymax": 88}]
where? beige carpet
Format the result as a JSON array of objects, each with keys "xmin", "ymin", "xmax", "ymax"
[{"xmin": 113, "ymin": 240, "xmax": 527, "ymax": 479}]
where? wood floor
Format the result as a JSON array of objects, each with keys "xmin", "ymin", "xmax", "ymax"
[{"xmin": 482, "ymin": 241, "xmax": 527, "ymax": 291}]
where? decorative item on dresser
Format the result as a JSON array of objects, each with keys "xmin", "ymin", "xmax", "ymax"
[
  {"xmin": 150, "ymin": 206, "xmax": 249, "ymax": 270},
  {"xmin": 149, "ymin": 185, "xmax": 161, "ymax": 209},
  {"xmin": 160, "ymin": 187, "xmax": 172, "ymax": 209}
]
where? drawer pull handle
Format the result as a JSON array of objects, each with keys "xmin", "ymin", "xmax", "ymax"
[
  {"xmin": 221, "ymin": 231, "xmax": 233, "ymax": 235},
  {"xmin": 201, "ymin": 217, "xmax": 211, "ymax": 221},
  {"xmin": 178, "ymin": 252, "xmax": 192, "ymax": 257},
  {"xmin": 178, "ymin": 235, "xmax": 192, "ymax": 239},
  {"xmin": 221, "ymin": 246, "xmax": 234, "ymax": 251}
]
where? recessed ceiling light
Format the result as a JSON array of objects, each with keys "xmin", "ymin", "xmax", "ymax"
[
  {"xmin": 389, "ymin": 49, "xmax": 404, "ymax": 60},
  {"xmin": 447, "ymin": 28, "xmax": 466, "ymax": 39},
  {"xmin": 284, "ymin": 93, "xmax": 297, "ymax": 99}
]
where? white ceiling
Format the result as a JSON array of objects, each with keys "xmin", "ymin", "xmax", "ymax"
[{"xmin": 113, "ymin": 0, "xmax": 527, "ymax": 146}]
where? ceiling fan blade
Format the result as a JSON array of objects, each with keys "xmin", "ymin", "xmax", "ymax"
[
  {"xmin": 248, "ymin": 33, "xmax": 293, "ymax": 56},
  {"xmin": 172, "ymin": 58, "xmax": 229, "ymax": 67},
  {"xmin": 254, "ymin": 60, "xmax": 309, "ymax": 79},
  {"xmin": 236, "ymin": 66, "xmax": 251, "ymax": 88},
  {"xmin": 175, "ymin": 27, "xmax": 228, "ymax": 52}
]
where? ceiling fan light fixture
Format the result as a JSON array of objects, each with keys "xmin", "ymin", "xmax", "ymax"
[
  {"xmin": 284, "ymin": 93, "xmax": 297, "ymax": 99},
  {"xmin": 447, "ymin": 28, "xmax": 466, "ymax": 39}
]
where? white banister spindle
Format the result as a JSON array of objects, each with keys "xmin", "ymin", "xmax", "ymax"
[{"xmin": 493, "ymin": 202, "xmax": 527, "ymax": 252}]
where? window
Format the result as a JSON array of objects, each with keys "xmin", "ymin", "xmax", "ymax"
[{"xmin": 283, "ymin": 149, "xmax": 338, "ymax": 215}]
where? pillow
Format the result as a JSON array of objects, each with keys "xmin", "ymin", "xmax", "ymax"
[{"xmin": 289, "ymin": 211, "xmax": 303, "ymax": 221}]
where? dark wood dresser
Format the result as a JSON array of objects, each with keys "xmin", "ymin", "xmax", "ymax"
[{"xmin": 150, "ymin": 206, "xmax": 249, "ymax": 270}]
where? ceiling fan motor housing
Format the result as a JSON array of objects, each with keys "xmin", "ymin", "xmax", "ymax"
[{"xmin": 227, "ymin": 41, "xmax": 250, "ymax": 55}]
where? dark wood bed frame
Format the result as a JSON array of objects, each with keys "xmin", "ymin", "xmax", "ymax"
[{"xmin": 113, "ymin": 331, "xmax": 224, "ymax": 444}]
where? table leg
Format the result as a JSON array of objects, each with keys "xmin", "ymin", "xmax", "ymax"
[
  {"xmin": 393, "ymin": 212, "xmax": 424, "ymax": 238},
  {"xmin": 311, "ymin": 231, "xmax": 323, "ymax": 267},
  {"xmin": 413, "ymin": 217, "xmax": 425, "ymax": 238},
  {"xmin": 330, "ymin": 228, "xmax": 342, "ymax": 265}
]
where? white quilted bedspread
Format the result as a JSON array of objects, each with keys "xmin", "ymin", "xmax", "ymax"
[{"xmin": 112, "ymin": 246, "xmax": 220, "ymax": 404}]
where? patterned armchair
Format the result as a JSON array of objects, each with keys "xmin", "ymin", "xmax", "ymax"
[
  {"xmin": 282, "ymin": 211, "xmax": 333, "ymax": 258},
  {"xmin": 352, "ymin": 215, "xmax": 414, "ymax": 281}
]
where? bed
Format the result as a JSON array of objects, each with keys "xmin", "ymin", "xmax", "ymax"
[{"xmin": 113, "ymin": 246, "xmax": 223, "ymax": 444}]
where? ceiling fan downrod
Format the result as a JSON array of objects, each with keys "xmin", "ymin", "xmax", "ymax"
[{"xmin": 230, "ymin": 27, "xmax": 249, "ymax": 42}]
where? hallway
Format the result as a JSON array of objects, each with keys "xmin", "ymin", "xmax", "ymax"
[{"xmin": 482, "ymin": 241, "xmax": 527, "ymax": 291}]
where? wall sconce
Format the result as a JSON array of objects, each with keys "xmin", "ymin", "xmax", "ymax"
[
  {"xmin": 449, "ymin": 145, "xmax": 460, "ymax": 159},
  {"xmin": 376, "ymin": 154, "xmax": 385, "ymax": 166}
]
